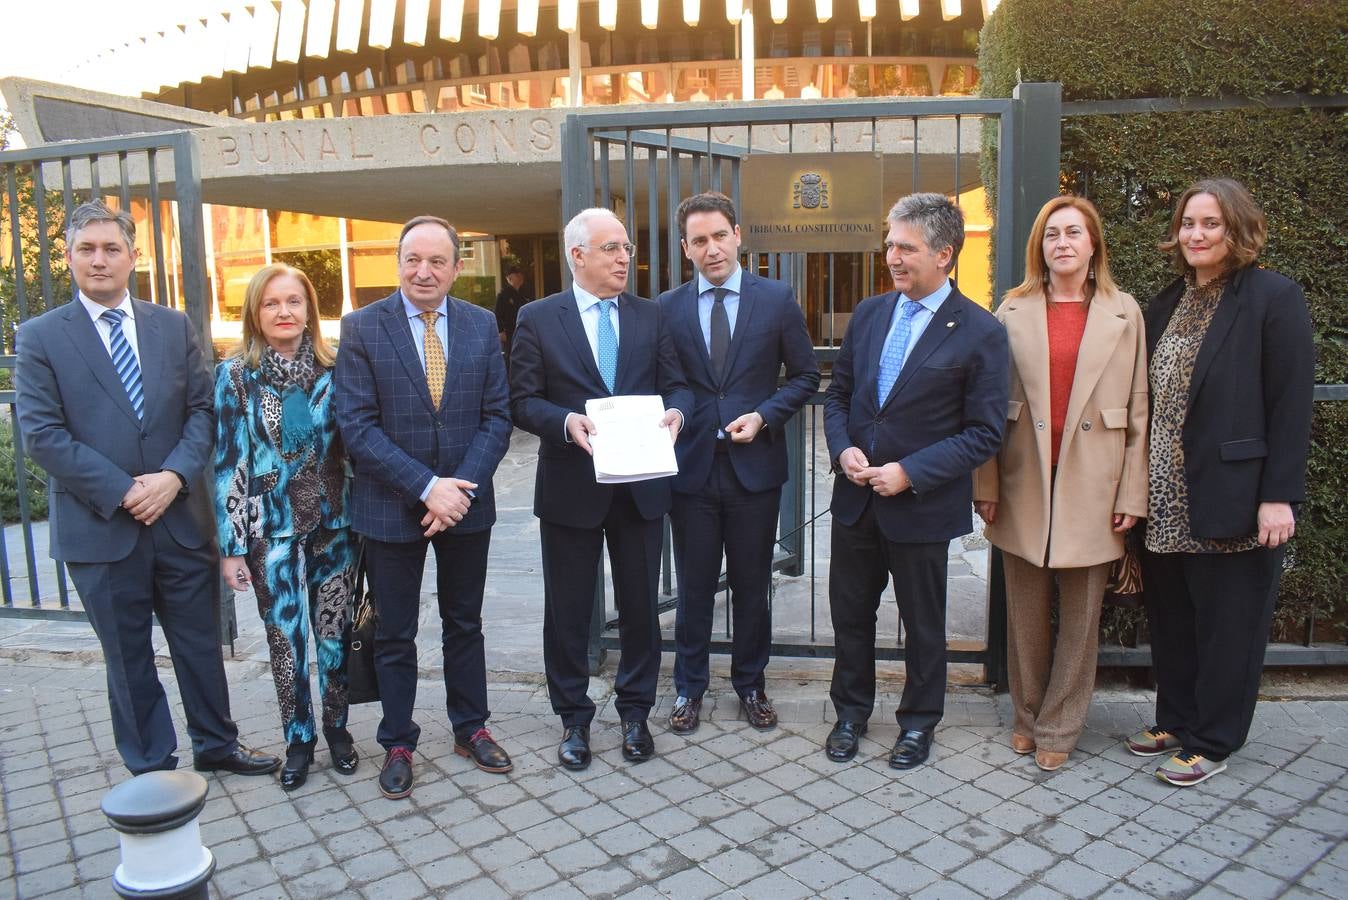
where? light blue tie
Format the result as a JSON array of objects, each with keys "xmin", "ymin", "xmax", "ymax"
[
  {"xmin": 876, "ymin": 299, "xmax": 922, "ymax": 405},
  {"xmin": 101, "ymin": 309, "xmax": 144, "ymax": 421},
  {"xmin": 597, "ymin": 299, "xmax": 617, "ymax": 393}
]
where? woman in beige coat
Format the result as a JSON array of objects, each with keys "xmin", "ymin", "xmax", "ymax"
[{"xmin": 974, "ymin": 196, "xmax": 1148, "ymax": 771}]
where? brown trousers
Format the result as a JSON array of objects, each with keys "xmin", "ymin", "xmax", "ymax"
[{"xmin": 1003, "ymin": 551, "xmax": 1111, "ymax": 753}]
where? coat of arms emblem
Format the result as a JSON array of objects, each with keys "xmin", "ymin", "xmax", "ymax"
[{"xmin": 792, "ymin": 173, "xmax": 829, "ymax": 209}]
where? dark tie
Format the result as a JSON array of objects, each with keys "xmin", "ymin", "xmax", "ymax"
[
  {"xmin": 709, "ymin": 287, "xmax": 730, "ymax": 381},
  {"xmin": 101, "ymin": 309, "xmax": 143, "ymax": 420}
]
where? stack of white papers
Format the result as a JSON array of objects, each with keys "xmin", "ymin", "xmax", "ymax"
[{"xmin": 584, "ymin": 395, "xmax": 679, "ymax": 484}]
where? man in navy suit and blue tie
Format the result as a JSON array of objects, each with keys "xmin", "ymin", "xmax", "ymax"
[
  {"xmin": 510, "ymin": 208, "xmax": 691, "ymax": 770},
  {"xmin": 658, "ymin": 192, "xmax": 819, "ymax": 734},
  {"xmin": 334, "ymin": 215, "xmax": 512, "ymax": 799},
  {"xmin": 16, "ymin": 200, "xmax": 279, "ymax": 777},
  {"xmin": 823, "ymin": 193, "xmax": 1008, "ymax": 769}
]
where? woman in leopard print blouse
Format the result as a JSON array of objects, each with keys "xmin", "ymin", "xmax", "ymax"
[
  {"xmin": 214, "ymin": 264, "xmax": 358, "ymax": 791},
  {"xmin": 1126, "ymin": 179, "xmax": 1314, "ymax": 787}
]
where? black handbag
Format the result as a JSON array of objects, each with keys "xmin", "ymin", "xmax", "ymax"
[{"xmin": 346, "ymin": 544, "xmax": 381, "ymax": 704}]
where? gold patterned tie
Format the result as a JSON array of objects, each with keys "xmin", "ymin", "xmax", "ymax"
[{"xmin": 420, "ymin": 311, "xmax": 446, "ymax": 407}]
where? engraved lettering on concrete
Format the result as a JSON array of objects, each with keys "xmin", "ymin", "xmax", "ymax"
[
  {"xmin": 249, "ymin": 133, "xmax": 271, "ymax": 163},
  {"xmin": 420, "ymin": 123, "xmax": 441, "ymax": 156},
  {"xmin": 490, "ymin": 118, "xmax": 517, "ymax": 154},
  {"xmin": 349, "ymin": 128, "xmax": 373, "ymax": 159},
  {"xmin": 281, "ymin": 131, "xmax": 305, "ymax": 162},
  {"xmin": 454, "ymin": 122, "xmax": 477, "ymax": 153},
  {"xmin": 218, "ymin": 135, "xmax": 240, "ymax": 166},
  {"xmin": 319, "ymin": 128, "xmax": 339, "ymax": 160},
  {"xmin": 528, "ymin": 117, "xmax": 554, "ymax": 152}
]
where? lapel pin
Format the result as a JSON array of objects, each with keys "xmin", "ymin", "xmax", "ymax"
[{"xmin": 946, "ymin": 320, "xmax": 955, "ymax": 328}]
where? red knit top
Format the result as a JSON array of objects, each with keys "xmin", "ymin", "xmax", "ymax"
[{"xmin": 1046, "ymin": 300, "xmax": 1089, "ymax": 464}]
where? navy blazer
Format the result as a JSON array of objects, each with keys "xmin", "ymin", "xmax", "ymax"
[
  {"xmin": 509, "ymin": 288, "xmax": 692, "ymax": 529},
  {"xmin": 16, "ymin": 298, "xmax": 216, "ymax": 563},
  {"xmin": 1144, "ymin": 265, "xmax": 1314, "ymax": 539},
  {"xmin": 824, "ymin": 283, "xmax": 1009, "ymax": 543},
  {"xmin": 334, "ymin": 291, "xmax": 511, "ymax": 542},
  {"xmin": 658, "ymin": 271, "xmax": 819, "ymax": 494}
]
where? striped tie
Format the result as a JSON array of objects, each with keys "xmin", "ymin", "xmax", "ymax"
[
  {"xmin": 596, "ymin": 299, "xmax": 617, "ymax": 392},
  {"xmin": 101, "ymin": 309, "xmax": 143, "ymax": 421}
]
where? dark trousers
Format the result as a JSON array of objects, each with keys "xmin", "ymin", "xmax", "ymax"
[
  {"xmin": 670, "ymin": 452, "xmax": 780, "ymax": 699},
  {"xmin": 829, "ymin": 502, "xmax": 949, "ymax": 731},
  {"xmin": 364, "ymin": 528, "xmax": 492, "ymax": 750},
  {"xmin": 541, "ymin": 486, "xmax": 662, "ymax": 727},
  {"xmin": 1143, "ymin": 546, "xmax": 1283, "ymax": 760},
  {"xmin": 68, "ymin": 523, "xmax": 237, "ymax": 774}
]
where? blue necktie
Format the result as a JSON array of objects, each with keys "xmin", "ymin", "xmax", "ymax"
[
  {"xmin": 101, "ymin": 309, "xmax": 144, "ymax": 420},
  {"xmin": 876, "ymin": 299, "xmax": 922, "ymax": 404},
  {"xmin": 597, "ymin": 299, "xmax": 617, "ymax": 392}
]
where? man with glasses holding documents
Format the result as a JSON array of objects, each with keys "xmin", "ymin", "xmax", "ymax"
[{"xmin": 510, "ymin": 208, "xmax": 691, "ymax": 770}]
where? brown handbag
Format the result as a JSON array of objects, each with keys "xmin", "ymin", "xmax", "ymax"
[{"xmin": 1103, "ymin": 530, "xmax": 1144, "ymax": 609}]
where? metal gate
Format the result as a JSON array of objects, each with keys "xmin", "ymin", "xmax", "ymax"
[
  {"xmin": 0, "ymin": 131, "xmax": 232, "ymax": 639},
  {"xmin": 564, "ymin": 85, "xmax": 1063, "ymax": 687}
]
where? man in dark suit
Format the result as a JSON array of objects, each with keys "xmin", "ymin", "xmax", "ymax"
[
  {"xmin": 494, "ymin": 264, "xmax": 530, "ymax": 371},
  {"xmin": 16, "ymin": 200, "xmax": 278, "ymax": 777},
  {"xmin": 657, "ymin": 192, "xmax": 819, "ymax": 734},
  {"xmin": 823, "ymin": 193, "xmax": 1008, "ymax": 770},
  {"xmin": 334, "ymin": 215, "xmax": 512, "ymax": 799},
  {"xmin": 510, "ymin": 208, "xmax": 691, "ymax": 770}
]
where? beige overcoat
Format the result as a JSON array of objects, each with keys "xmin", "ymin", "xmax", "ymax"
[{"xmin": 972, "ymin": 287, "xmax": 1148, "ymax": 569}]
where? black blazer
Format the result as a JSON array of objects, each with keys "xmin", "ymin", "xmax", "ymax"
[
  {"xmin": 657, "ymin": 272, "xmax": 819, "ymax": 495},
  {"xmin": 824, "ymin": 283, "xmax": 1009, "ymax": 544},
  {"xmin": 509, "ymin": 288, "xmax": 692, "ymax": 529},
  {"xmin": 1144, "ymin": 265, "xmax": 1315, "ymax": 539}
]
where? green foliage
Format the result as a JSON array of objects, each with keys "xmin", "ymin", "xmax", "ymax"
[
  {"xmin": 1, "ymin": 117, "xmax": 71, "ymax": 352},
  {"xmin": 452, "ymin": 275, "xmax": 497, "ymax": 309},
  {"xmin": 980, "ymin": 0, "xmax": 1348, "ymax": 640},
  {"xmin": 0, "ymin": 423, "xmax": 48, "ymax": 525}
]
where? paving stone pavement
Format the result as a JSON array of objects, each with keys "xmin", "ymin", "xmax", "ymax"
[{"xmin": 1, "ymin": 652, "xmax": 1346, "ymax": 899}]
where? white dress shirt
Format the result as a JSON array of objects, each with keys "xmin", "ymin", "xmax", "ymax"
[{"xmin": 79, "ymin": 291, "xmax": 140, "ymax": 364}]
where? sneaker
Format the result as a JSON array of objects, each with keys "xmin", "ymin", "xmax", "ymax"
[
  {"xmin": 1155, "ymin": 751, "xmax": 1227, "ymax": 786},
  {"xmin": 1125, "ymin": 726, "xmax": 1182, "ymax": 757}
]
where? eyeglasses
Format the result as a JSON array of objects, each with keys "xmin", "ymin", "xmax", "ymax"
[{"xmin": 583, "ymin": 241, "xmax": 636, "ymax": 257}]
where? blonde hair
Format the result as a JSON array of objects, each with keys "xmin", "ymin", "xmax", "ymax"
[
  {"xmin": 228, "ymin": 264, "xmax": 336, "ymax": 368},
  {"xmin": 1005, "ymin": 195, "xmax": 1118, "ymax": 301}
]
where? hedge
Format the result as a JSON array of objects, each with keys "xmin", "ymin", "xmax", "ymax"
[{"xmin": 978, "ymin": 0, "xmax": 1348, "ymax": 642}]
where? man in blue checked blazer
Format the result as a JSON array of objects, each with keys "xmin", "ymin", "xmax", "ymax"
[
  {"xmin": 334, "ymin": 215, "xmax": 512, "ymax": 800},
  {"xmin": 510, "ymin": 207, "xmax": 692, "ymax": 771},
  {"xmin": 16, "ymin": 200, "xmax": 279, "ymax": 778}
]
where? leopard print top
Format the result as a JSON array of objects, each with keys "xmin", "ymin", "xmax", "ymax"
[{"xmin": 1145, "ymin": 272, "xmax": 1260, "ymax": 554}]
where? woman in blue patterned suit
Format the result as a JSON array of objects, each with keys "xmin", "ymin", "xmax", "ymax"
[{"xmin": 214, "ymin": 263, "xmax": 357, "ymax": 791}]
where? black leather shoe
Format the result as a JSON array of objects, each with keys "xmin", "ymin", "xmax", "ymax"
[
  {"xmin": 621, "ymin": 720, "xmax": 656, "ymax": 763},
  {"xmin": 455, "ymin": 727, "xmax": 513, "ymax": 773},
  {"xmin": 193, "ymin": 743, "xmax": 282, "ymax": 776},
  {"xmin": 889, "ymin": 729, "xmax": 935, "ymax": 770},
  {"xmin": 558, "ymin": 726, "xmax": 591, "ymax": 771},
  {"xmin": 279, "ymin": 740, "xmax": 315, "ymax": 792},
  {"xmin": 327, "ymin": 734, "xmax": 359, "ymax": 776},
  {"xmin": 740, "ymin": 690, "xmax": 778, "ymax": 730},
  {"xmin": 825, "ymin": 720, "xmax": 867, "ymax": 762},
  {"xmin": 669, "ymin": 696, "xmax": 702, "ymax": 735},
  {"xmin": 379, "ymin": 747, "xmax": 415, "ymax": 799}
]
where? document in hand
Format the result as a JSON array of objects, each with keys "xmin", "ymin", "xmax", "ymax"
[{"xmin": 584, "ymin": 394, "xmax": 679, "ymax": 484}]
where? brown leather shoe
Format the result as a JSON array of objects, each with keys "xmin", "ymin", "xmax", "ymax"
[
  {"xmin": 740, "ymin": 690, "xmax": 777, "ymax": 730},
  {"xmin": 668, "ymin": 696, "xmax": 702, "ymax": 735}
]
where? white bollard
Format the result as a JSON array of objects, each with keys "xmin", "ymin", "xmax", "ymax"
[{"xmin": 100, "ymin": 770, "xmax": 216, "ymax": 899}]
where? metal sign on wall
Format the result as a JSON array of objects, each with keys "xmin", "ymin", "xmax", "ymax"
[{"xmin": 739, "ymin": 152, "xmax": 885, "ymax": 252}]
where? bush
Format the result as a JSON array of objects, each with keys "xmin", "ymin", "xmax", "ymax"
[
  {"xmin": 0, "ymin": 420, "xmax": 48, "ymax": 524},
  {"xmin": 980, "ymin": 0, "xmax": 1348, "ymax": 640}
]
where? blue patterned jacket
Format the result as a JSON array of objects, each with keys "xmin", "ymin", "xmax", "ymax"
[{"xmin": 213, "ymin": 357, "xmax": 350, "ymax": 557}]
